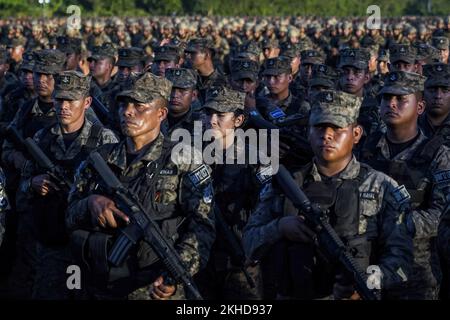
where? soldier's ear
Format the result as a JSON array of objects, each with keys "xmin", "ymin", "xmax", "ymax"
[
  {"xmin": 84, "ymin": 96, "xmax": 92, "ymax": 110},
  {"xmin": 352, "ymin": 124, "xmax": 363, "ymax": 144},
  {"xmin": 363, "ymin": 71, "xmax": 370, "ymax": 85},
  {"xmin": 417, "ymin": 98, "xmax": 426, "ymax": 115},
  {"xmin": 191, "ymin": 89, "xmax": 199, "ymax": 101}
]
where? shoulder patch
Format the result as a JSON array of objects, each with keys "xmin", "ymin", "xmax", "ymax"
[
  {"xmin": 188, "ymin": 164, "xmax": 210, "ymax": 187},
  {"xmin": 256, "ymin": 165, "xmax": 273, "ymax": 184},
  {"xmin": 391, "ymin": 185, "xmax": 411, "ymax": 205},
  {"xmin": 269, "ymin": 108, "xmax": 286, "ymax": 120},
  {"xmin": 434, "ymin": 170, "xmax": 450, "ymax": 184}
]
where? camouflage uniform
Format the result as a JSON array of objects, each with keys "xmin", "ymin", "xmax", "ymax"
[
  {"xmin": 2, "ymin": 49, "xmax": 66, "ymax": 299},
  {"xmin": 163, "ymin": 67, "xmax": 203, "ymax": 136},
  {"xmin": 193, "ymin": 86, "xmax": 264, "ymax": 299},
  {"xmin": 0, "ymin": 51, "xmax": 35, "ymax": 135},
  {"xmin": 290, "ymin": 49, "xmax": 325, "ymax": 99},
  {"xmin": 14, "ymin": 71, "xmax": 118, "ymax": 300},
  {"xmin": 261, "ymin": 57, "xmax": 310, "ymax": 117},
  {"xmin": 419, "ymin": 63, "xmax": 450, "ymax": 144},
  {"xmin": 243, "ymin": 90, "xmax": 414, "ymax": 299},
  {"xmin": 185, "ymin": 38, "xmax": 228, "ymax": 104},
  {"xmin": 66, "ymin": 72, "xmax": 216, "ymax": 300},
  {"xmin": 88, "ymin": 43, "xmax": 120, "ymax": 126},
  {"xmin": 337, "ymin": 48, "xmax": 385, "ymax": 157},
  {"xmin": 108, "ymin": 47, "xmax": 146, "ymax": 132},
  {"xmin": 360, "ymin": 71, "xmax": 450, "ymax": 299},
  {"xmin": 0, "ymin": 48, "xmax": 18, "ymax": 99}
]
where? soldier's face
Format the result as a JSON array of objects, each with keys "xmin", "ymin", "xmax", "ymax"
[
  {"xmin": 11, "ymin": 46, "xmax": 24, "ymax": 61},
  {"xmin": 185, "ymin": 51, "xmax": 206, "ymax": 69},
  {"xmin": 231, "ymin": 78, "xmax": 258, "ymax": 94},
  {"xmin": 300, "ymin": 63, "xmax": 313, "ymax": 81},
  {"xmin": 377, "ymin": 61, "xmax": 389, "ymax": 74},
  {"xmin": 20, "ymin": 70, "xmax": 34, "ymax": 90},
  {"xmin": 118, "ymin": 65, "xmax": 142, "ymax": 82},
  {"xmin": 169, "ymin": 88, "xmax": 194, "ymax": 116},
  {"xmin": 380, "ymin": 93, "xmax": 425, "ymax": 127},
  {"xmin": 263, "ymin": 48, "xmax": 279, "ymax": 59},
  {"xmin": 291, "ymin": 57, "xmax": 301, "ymax": 74},
  {"xmin": 265, "ymin": 73, "xmax": 292, "ymax": 95},
  {"xmin": 65, "ymin": 53, "xmax": 80, "ymax": 71},
  {"xmin": 33, "ymin": 72, "xmax": 55, "ymax": 98},
  {"xmin": 89, "ymin": 58, "xmax": 113, "ymax": 78},
  {"xmin": 439, "ymin": 49, "xmax": 449, "ymax": 64},
  {"xmin": 424, "ymin": 86, "xmax": 450, "ymax": 119},
  {"xmin": 205, "ymin": 110, "xmax": 244, "ymax": 141},
  {"xmin": 54, "ymin": 97, "xmax": 91, "ymax": 127},
  {"xmin": 392, "ymin": 61, "xmax": 418, "ymax": 73},
  {"xmin": 119, "ymin": 98, "xmax": 167, "ymax": 138},
  {"xmin": 152, "ymin": 60, "xmax": 177, "ymax": 77},
  {"xmin": 309, "ymin": 123, "xmax": 362, "ymax": 164},
  {"xmin": 339, "ymin": 66, "xmax": 369, "ymax": 96}
]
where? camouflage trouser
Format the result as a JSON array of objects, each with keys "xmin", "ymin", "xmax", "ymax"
[
  {"xmin": 194, "ymin": 263, "xmax": 263, "ymax": 300},
  {"xmin": 32, "ymin": 243, "xmax": 74, "ymax": 300},
  {"xmin": 7, "ymin": 211, "xmax": 36, "ymax": 299}
]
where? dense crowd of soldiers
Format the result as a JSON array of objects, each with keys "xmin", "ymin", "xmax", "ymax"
[{"xmin": 0, "ymin": 14, "xmax": 449, "ymax": 300}]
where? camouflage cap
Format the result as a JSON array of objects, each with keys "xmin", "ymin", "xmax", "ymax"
[
  {"xmin": 279, "ymin": 41, "xmax": 300, "ymax": 58},
  {"xmin": 7, "ymin": 37, "xmax": 27, "ymax": 48},
  {"xmin": 309, "ymin": 64, "xmax": 338, "ymax": 89},
  {"xmin": 56, "ymin": 36, "xmax": 82, "ymax": 55},
  {"xmin": 117, "ymin": 47, "xmax": 145, "ymax": 67},
  {"xmin": 88, "ymin": 42, "xmax": 116, "ymax": 62},
  {"xmin": 423, "ymin": 63, "xmax": 450, "ymax": 88},
  {"xmin": 53, "ymin": 71, "xmax": 91, "ymax": 100},
  {"xmin": 165, "ymin": 68, "xmax": 197, "ymax": 89},
  {"xmin": 300, "ymin": 49, "xmax": 324, "ymax": 65},
  {"xmin": 203, "ymin": 86, "xmax": 245, "ymax": 113},
  {"xmin": 389, "ymin": 44, "xmax": 417, "ymax": 64},
  {"xmin": 262, "ymin": 57, "xmax": 292, "ymax": 76},
  {"xmin": 377, "ymin": 48, "xmax": 390, "ymax": 62},
  {"xmin": 237, "ymin": 41, "xmax": 261, "ymax": 59},
  {"xmin": 19, "ymin": 51, "xmax": 35, "ymax": 71},
  {"xmin": 0, "ymin": 47, "xmax": 8, "ymax": 65},
  {"xmin": 261, "ymin": 38, "xmax": 279, "ymax": 49},
  {"xmin": 116, "ymin": 72, "xmax": 172, "ymax": 103},
  {"xmin": 153, "ymin": 45, "xmax": 181, "ymax": 62},
  {"xmin": 230, "ymin": 58, "xmax": 259, "ymax": 81},
  {"xmin": 379, "ymin": 71, "xmax": 426, "ymax": 95},
  {"xmin": 414, "ymin": 42, "xmax": 441, "ymax": 63},
  {"xmin": 432, "ymin": 37, "xmax": 449, "ymax": 50},
  {"xmin": 185, "ymin": 38, "xmax": 215, "ymax": 54},
  {"xmin": 310, "ymin": 90, "xmax": 362, "ymax": 128},
  {"xmin": 338, "ymin": 48, "xmax": 370, "ymax": 70},
  {"xmin": 33, "ymin": 49, "xmax": 66, "ymax": 75}
]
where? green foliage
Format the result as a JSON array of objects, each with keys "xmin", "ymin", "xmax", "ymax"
[{"xmin": 0, "ymin": 0, "xmax": 448, "ymax": 17}]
